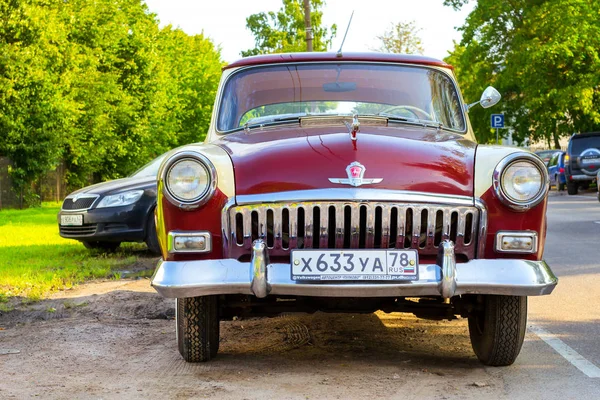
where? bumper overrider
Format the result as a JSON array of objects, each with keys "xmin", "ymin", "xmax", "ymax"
[{"xmin": 151, "ymin": 239, "xmax": 557, "ymax": 299}]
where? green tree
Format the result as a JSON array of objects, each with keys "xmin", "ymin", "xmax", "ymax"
[
  {"xmin": 373, "ymin": 21, "xmax": 424, "ymax": 55},
  {"xmin": 444, "ymin": 0, "xmax": 600, "ymax": 146},
  {"xmin": 0, "ymin": 0, "xmax": 223, "ymax": 206},
  {"xmin": 242, "ymin": 0, "xmax": 336, "ymax": 56}
]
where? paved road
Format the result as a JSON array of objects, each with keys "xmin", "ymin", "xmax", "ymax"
[{"xmin": 1, "ymin": 191, "xmax": 599, "ymax": 399}]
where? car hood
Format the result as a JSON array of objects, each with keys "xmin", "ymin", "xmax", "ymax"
[
  {"xmin": 68, "ymin": 176, "xmax": 156, "ymax": 197},
  {"xmin": 215, "ymin": 125, "xmax": 476, "ymax": 197}
]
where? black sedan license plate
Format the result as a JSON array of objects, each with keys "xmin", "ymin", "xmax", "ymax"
[{"xmin": 291, "ymin": 249, "xmax": 418, "ymax": 281}]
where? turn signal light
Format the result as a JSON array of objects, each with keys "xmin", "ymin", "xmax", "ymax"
[
  {"xmin": 167, "ymin": 231, "xmax": 212, "ymax": 253},
  {"xmin": 495, "ymin": 231, "xmax": 537, "ymax": 254}
]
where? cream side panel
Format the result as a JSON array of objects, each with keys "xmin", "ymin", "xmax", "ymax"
[
  {"xmin": 185, "ymin": 143, "xmax": 235, "ymax": 198},
  {"xmin": 475, "ymin": 145, "xmax": 525, "ymax": 198}
]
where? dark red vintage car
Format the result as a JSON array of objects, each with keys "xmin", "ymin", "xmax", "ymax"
[{"xmin": 151, "ymin": 52, "xmax": 557, "ymax": 366}]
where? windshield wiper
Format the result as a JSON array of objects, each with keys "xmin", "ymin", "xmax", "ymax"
[
  {"xmin": 376, "ymin": 113, "xmax": 445, "ymax": 131},
  {"xmin": 234, "ymin": 114, "xmax": 305, "ymax": 133}
]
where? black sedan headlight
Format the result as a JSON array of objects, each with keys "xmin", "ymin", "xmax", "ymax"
[{"xmin": 96, "ymin": 190, "xmax": 144, "ymax": 208}]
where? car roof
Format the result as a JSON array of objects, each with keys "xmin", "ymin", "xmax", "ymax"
[
  {"xmin": 571, "ymin": 132, "xmax": 600, "ymax": 139},
  {"xmin": 223, "ymin": 52, "xmax": 453, "ymax": 71}
]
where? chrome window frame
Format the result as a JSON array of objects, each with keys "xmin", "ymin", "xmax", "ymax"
[{"xmin": 214, "ymin": 61, "xmax": 468, "ymax": 135}]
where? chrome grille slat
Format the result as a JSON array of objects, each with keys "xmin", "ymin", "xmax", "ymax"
[
  {"xmin": 380, "ymin": 204, "xmax": 390, "ymax": 249},
  {"xmin": 304, "ymin": 206, "xmax": 313, "ymax": 249},
  {"xmin": 228, "ymin": 201, "xmax": 480, "ymax": 259},
  {"xmin": 350, "ymin": 206, "xmax": 360, "ymax": 248},
  {"xmin": 243, "ymin": 209, "xmax": 252, "ymax": 248},
  {"xmin": 365, "ymin": 205, "xmax": 375, "ymax": 248},
  {"xmin": 319, "ymin": 205, "xmax": 328, "ymax": 249},
  {"xmin": 426, "ymin": 207, "xmax": 436, "ymax": 248},
  {"xmin": 288, "ymin": 206, "xmax": 298, "ymax": 250},
  {"xmin": 412, "ymin": 207, "xmax": 421, "ymax": 249},
  {"xmin": 335, "ymin": 205, "xmax": 345, "ymax": 248}
]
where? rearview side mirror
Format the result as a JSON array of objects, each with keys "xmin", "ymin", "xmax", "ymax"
[
  {"xmin": 466, "ymin": 86, "xmax": 501, "ymax": 111},
  {"xmin": 480, "ymin": 86, "xmax": 501, "ymax": 109}
]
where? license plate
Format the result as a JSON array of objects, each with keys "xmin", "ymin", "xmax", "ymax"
[
  {"xmin": 60, "ymin": 214, "xmax": 83, "ymax": 226},
  {"xmin": 291, "ymin": 249, "xmax": 418, "ymax": 281}
]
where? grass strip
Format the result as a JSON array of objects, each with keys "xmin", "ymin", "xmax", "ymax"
[{"xmin": 0, "ymin": 203, "xmax": 141, "ymax": 300}]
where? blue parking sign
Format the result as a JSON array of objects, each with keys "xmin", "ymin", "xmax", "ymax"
[{"xmin": 491, "ymin": 114, "xmax": 504, "ymax": 128}]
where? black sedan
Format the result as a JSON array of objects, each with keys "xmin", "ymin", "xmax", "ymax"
[{"xmin": 57, "ymin": 155, "xmax": 165, "ymax": 254}]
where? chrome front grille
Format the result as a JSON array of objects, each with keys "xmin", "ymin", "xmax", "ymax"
[{"xmin": 226, "ymin": 201, "xmax": 480, "ymax": 260}]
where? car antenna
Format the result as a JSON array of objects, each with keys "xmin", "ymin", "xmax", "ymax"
[{"xmin": 336, "ymin": 10, "xmax": 354, "ymax": 58}]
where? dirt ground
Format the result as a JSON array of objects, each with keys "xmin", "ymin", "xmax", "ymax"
[{"xmin": 0, "ymin": 271, "xmax": 501, "ymax": 400}]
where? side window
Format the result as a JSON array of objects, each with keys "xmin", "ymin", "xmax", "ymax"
[{"xmin": 548, "ymin": 154, "xmax": 558, "ymax": 167}]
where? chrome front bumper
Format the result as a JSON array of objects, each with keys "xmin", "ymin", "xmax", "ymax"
[{"xmin": 151, "ymin": 239, "xmax": 557, "ymax": 299}]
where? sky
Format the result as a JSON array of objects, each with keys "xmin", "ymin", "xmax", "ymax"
[{"xmin": 143, "ymin": 0, "xmax": 475, "ymax": 63}]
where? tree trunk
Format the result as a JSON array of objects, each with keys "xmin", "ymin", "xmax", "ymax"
[{"xmin": 303, "ymin": 0, "xmax": 313, "ymax": 52}]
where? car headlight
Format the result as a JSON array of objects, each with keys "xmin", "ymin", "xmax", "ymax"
[
  {"xmin": 96, "ymin": 190, "xmax": 144, "ymax": 208},
  {"xmin": 163, "ymin": 153, "xmax": 216, "ymax": 208},
  {"xmin": 493, "ymin": 153, "xmax": 548, "ymax": 210}
]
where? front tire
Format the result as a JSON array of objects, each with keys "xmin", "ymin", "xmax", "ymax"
[
  {"xmin": 567, "ymin": 182, "xmax": 578, "ymax": 195},
  {"xmin": 176, "ymin": 296, "xmax": 220, "ymax": 362},
  {"xmin": 468, "ymin": 295, "xmax": 527, "ymax": 366},
  {"xmin": 82, "ymin": 241, "xmax": 120, "ymax": 252}
]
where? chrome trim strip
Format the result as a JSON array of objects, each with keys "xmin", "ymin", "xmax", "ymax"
[
  {"xmin": 437, "ymin": 240, "xmax": 456, "ymax": 299},
  {"xmin": 495, "ymin": 231, "xmax": 538, "ymax": 254},
  {"xmin": 221, "ymin": 197, "xmax": 236, "ymax": 254},
  {"xmin": 474, "ymin": 198, "xmax": 488, "ymax": 259},
  {"xmin": 61, "ymin": 194, "xmax": 100, "ymax": 212},
  {"xmin": 160, "ymin": 151, "xmax": 218, "ymax": 211},
  {"xmin": 151, "ymin": 258, "xmax": 558, "ymax": 299},
  {"xmin": 235, "ymin": 189, "xmax": 474, "ymax": 207},
  {"xmin": 492, "ymin": 152, "xmax": 549, "ymax": 211},
  {"xmin": 167, "ymin": 231, "xmax": 212, "ymax": 254}
]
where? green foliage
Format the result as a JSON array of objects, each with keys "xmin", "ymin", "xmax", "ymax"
[
  {"xmin": 445, "ymin": 0, "xmax": 600, "ymax": 146},
  {"xmin": 0, "ymin": 0, "xmax": 223, "ymax": 205},
  {"xmin": 242, "ymin": 0, "xmax": 337, "ymax": 56},
  {"xmin": 374, "ymin": 21, "xmax": 424, "ymax": 55}
]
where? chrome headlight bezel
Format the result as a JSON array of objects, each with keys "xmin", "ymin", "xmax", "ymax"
[
  {"xmin": 493, "ymin": 152, "xmax": 549, "ymax": 211},
  {"xmin": 162, "ymin": 151, "xmax": 217, "ymax": 210}
]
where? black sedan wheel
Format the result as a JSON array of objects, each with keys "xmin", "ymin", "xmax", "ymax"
[
  {"xmin": 145, "ymin": 212, "xmax": 161, "ymax": 255},
  {"xmin": 82, "ymin": 241, "xmax": 120, "ymax": 252},
  {"xmin": 468, "ymin": 295, "xmax": 527, "ymax": 366}
]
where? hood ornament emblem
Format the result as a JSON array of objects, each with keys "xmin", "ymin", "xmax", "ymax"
[
  {"xmin": 329, "ymin": 161, "xmax": 383, "ymax": 187},
  {"xmin": 344, "ymin": 114, "xmax": 360, "ymax": 141}
]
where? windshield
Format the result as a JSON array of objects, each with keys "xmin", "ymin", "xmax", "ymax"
[
  {"xmin": 130, "ymin": 154, "xmax": 167, "ymax": 178},
  {"xmin": 217, "ymin": 63, "xmax": 466, "ymax": 132}
]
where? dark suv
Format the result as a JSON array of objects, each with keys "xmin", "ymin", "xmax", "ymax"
[{"xmin": 565, "ymin": 132, "xmax": 600, "ymax": 195}]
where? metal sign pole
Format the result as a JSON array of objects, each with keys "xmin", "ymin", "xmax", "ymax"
[{"xmin": 496, "ymin": 128, "xmax": 499, "ymax": 144}]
